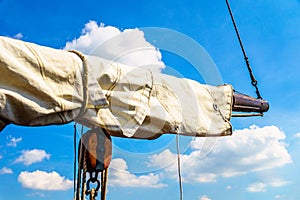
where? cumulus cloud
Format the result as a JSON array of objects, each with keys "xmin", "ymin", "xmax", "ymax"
[
  {"xmin": 15, "ymin": 149, "xmax": 50, "ymax": 165},
  {"xmin": 246, "ymin": 179, "xmax": 289, "ymax": 193},
  {"xmin": 0, "ymin": 167, "xmax": 13, "ymax": 174},
  {"xmin": 293, "ymin": 132, "xmax": 300, "ymax": 138},
  {"xmin": 149, "ymin": 149, "xmax": 178, "ymax": 169},
  {"xmin": 64, "ymin": 21, "xmax": 120, "ymax": 53},
  {"xmin": 199, "ymin": 195, "xmax": 212, "ymax": 200},
  {"xmin": 26, "ymin": 192, "xmax": 45, "ymax": 198},
  {"xmin": 269, "ymin": 179, "xmax": 290, "ymax": 187},
  {"xmin": 7, "ymin": 135, "xmax": 22, "ymax": 147},
  {"xmin": 246, "ymin": 182, "xmax": 267, "ymax": 192},
  {"xmin": 13, "ymin": 33, "xmax": 23, "ymax": 39},
  {"xmin": 226, "ymin": 185, "xmax": 232, "ymax": 190},
  {"xmin": 109, "ymin": 158, "xmax": 166, "ymax": 188},
  {"xmin": 18, "ymin": 170, "xmax": 73, "ymax": 190},
  {"xmin": 64, "ymin": 21, "xmax": 165, "ymax": 72},
  {"xmin": 149, "ymin": 125, "xmax": 292, "ymax": 183}
]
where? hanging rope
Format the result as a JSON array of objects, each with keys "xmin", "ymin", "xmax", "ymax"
[
  {"xmin": 74, "ymin": 123, "xmax": 78, "ymax": 199},
  {"xmin": 175, "ymin": 126, "xmax": 183, "ymax": 200},
  {"xmin": 82, "ymin": 149, "xmax": 87, "ymax": 200},
  {"xmin": 225, "ymin": 0, "xmax": 262, "ymax": 99},
  {"xmin": 74, "ymin": 124, "xmax": 84, "ymax": 200},
  {"xmin": 101, "ymin": 169, "xmax": 108, "ymax": 200}
]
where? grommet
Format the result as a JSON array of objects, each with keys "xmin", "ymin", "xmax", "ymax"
[{"xmin": 213, "ymin": 103, "xmax": 218, "ymax": 111}]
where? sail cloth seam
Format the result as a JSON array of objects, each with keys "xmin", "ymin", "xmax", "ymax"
[{"xmin": 68, "ymin": 50, "xmax": 89, "ymax": 120}]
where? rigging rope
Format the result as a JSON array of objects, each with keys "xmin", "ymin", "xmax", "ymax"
[
  {"xmin": 68, "ymin": 50, "xmax": 89, "ymax": 119},
  {"xmin": 82, "ymin": 149, "xmax": 87, "ymax": 200},
  {"xmin": 225, "ymin": 0, "xmax": 263, "ymax": 99},
  {"xmin": 101, "ymin": 169, "xmax": 108, "ymax": 200},
  {"xmin": 176, "ymin": 127, "xmax": 183, "ymax": 200},
  {"xmin": 74, "ymin": 124, "xmax": 84, "ymax": 200},
  {"xmin": 74, "ymin": 123, "xmax": 77, "ymax": 199}
]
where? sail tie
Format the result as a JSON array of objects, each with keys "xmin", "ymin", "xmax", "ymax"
[{"xmin": 68, "ymin": 50, "xmax": 89, "ymax": 119}]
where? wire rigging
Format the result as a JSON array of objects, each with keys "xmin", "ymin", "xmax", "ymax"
[{"xmin": 225, "ymin": 0, "xmax": 263, "ymax": 99}]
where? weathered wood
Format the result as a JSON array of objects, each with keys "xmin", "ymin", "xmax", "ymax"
[{"xmin": 233, "ymin": 92, "xmax": 269, "ymax": 113}]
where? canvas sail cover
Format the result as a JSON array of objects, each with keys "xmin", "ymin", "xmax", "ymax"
[{"xmin": 0, "ymin": 36, "xmax": 233, "ymax": 139}]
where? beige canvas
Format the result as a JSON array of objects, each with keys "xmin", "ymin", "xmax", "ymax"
[{"xmin": 0, "ymin": 36, "xmax": 233, "ymax": 139}]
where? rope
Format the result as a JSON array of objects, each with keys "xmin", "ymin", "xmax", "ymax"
[
  {"xmin": 225, "ymin": 0, "xmax": 262, "ymax": 99},
  {"xmin": 75, "ymin": 124, "xmax": 86, "ymax": 200},
  {"xmin": 68, "ymin": 50, "xmax": 90, "ymax": 119},
  {"xmin": 101, "ymin": 169, "xmax": 108, "ymax": 200},
  {"xmin": 74, "ymin": 123, "xmax": 77, "ymax": 199},
  {"xmin": 76, "ymin": 135, "xmax": 82, "ymax": 200},
  {"xmin": 82, "ymin": 148, "xmax": 87, "ymax": 200},
  {"xmin": 175, "ymin": 127, "xmax": 183, "ymax": 200}
]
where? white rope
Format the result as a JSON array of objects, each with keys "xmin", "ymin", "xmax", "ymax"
[
  {"xmin": 175, "ymin": 126, "xmax": 183, "ymax": 200},
  {"xmin": 68, "ymin": 50, "xmax": 89, "ymax": 120}
]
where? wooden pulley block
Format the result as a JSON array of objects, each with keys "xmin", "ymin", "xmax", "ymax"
[{"xmin": 79, "ymin": 128, "xmax": 112, "ymax": 172}]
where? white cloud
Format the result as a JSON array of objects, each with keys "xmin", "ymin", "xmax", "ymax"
[
  {"xmin": 15, "ymin": 149, "xmax": 50, "ymax": 165},
  {"xmin": 13, "ymin": 33, "xmax": 23, "ymax": 39},
  {"xmin": 199, "ymin": 195, "xmax": 212, "ymax": 200},
  {"xmin": 109, "ymin": 158, "xmax": 166, "ymax": 188},
  {"xmin": 64, "ymin": 21, "xmax": 119, "ymax": 53},
  {"xmin": 64, "ymin": 21, "xmax": 165, "ymax": 72},
  {"xmin": 149, "ymin": 149, "xmax": 178, "ymax": 169},
  {"xmin": 268, "ymin": 179, "xmax": 290, "ymax": 187},
  {"xmin": 7, "ymin": 135, "xmax": 22, "ymax": 147},
  {"xmin": 246, "ymin": 179, "xmax": 289, "ymax": 193},
  {"xmin": 246, "ymin": 182, "xmax": 267, "ymax": 192},
  {"xmin": 18, "ymin": 170, "xmax": 73, "ymax": 190},
  {"xmin": 149, "ymin": 125, "xmax": 292, "ymax": 183},
  {"xmin": 0, "ymin": 167, "xmax": 13, "ymax": 174},
  {"xmin": 226, "ymin": 185, "xmax": 232, "ymax": 190},
  {"xmin": 26, "ymin": 192, "xmax": 45, "ymax": 198},
  {"xmin": 293, "ymin": 132, "xmax": 300, "ymax": 138}
]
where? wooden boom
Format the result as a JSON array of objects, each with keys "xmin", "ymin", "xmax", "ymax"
[{"xmin": 232, "ymin": 92, "xmax": 269, "ymax": 113}]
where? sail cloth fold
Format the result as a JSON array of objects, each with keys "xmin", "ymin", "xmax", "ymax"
[{"xmin": 0, "ymin": 36, "xmax": 233, "ymax": 138}]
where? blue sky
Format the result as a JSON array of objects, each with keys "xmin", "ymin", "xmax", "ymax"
[{"xmin": 1, "ymin": 0, "xmax": 300, "ymax": 200}]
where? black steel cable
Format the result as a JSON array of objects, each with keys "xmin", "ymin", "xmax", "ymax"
[{"xmin": 225, "ymin": 0, "xmax": 262, "ymax": 99}]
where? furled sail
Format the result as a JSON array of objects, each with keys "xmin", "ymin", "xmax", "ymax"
[{"xmin": 0, "ymin": 36, "xmax": 233, "ymax": 139}]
